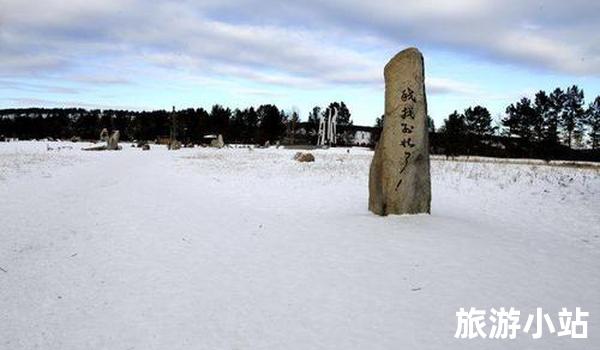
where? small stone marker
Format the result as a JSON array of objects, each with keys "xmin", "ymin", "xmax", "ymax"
[
  {"xmin": 83, "ymin": 130, "xmax": 121, "ymax": 151},
  {"xmin": 169, "ymin": 140, "xmax": 182, "ymax": 150},
  {"xmin": 210, "ymin": 134, "xmax": 224, "ymax": 148},
  {"xmin": 107, "ymin": 130, "xmax": 120, "ymax": 150},
  {"xmin": 100, "ymin": 128, "xmax": 109, "ymax": 142},
  {"xmin": 369, "ymin": 48, "xmax": 431, "ymax": 215},
  {"xmin": 294, "ymin": 152, "xmax": 315, "ymax": 162}
]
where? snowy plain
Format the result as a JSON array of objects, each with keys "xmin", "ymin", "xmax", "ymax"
[{"xmin": 1, "ymin": 141, "xmax": 599, "ymax": 349}]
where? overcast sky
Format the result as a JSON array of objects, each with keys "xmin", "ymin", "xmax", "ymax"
[{"xmin": 1, "ymin": 0, "xmax": 599, "ymax": 126}]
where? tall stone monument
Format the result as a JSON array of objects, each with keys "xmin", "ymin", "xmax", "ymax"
[{"xmin": 369, "ymin": 48, "xmax": 431, "ymax": 216}]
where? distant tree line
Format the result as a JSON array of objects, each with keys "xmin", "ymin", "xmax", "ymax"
[
  {"xmin": 367, "ymin": 85, "xmax": 598, "ymax": 160},
  {"xmin": 433, "ymin": 85, "xmax": 599, "ymax": 160},
  {"xmin": 2, "ymin": 86, "xmax": 599, "ymax": 161},
  {"xmin": 0, "ymin": 101, "xmax": 353, "ymax": 145}
]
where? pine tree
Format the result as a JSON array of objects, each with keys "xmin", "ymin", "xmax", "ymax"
[
  {"xmin": 373, "ymin": 114, "xmax": 384, "ymax": 144},
  {"xmin": 322, "ymin": 101, "xmax": 352, "ymax": 126},
  {"xmin": 338, "ymin": 101, "xmax": 352, "ymax": 126},
  {"xmin": 562, "ymin": 85, "xmax": 585, "ymax": 148},
  {"xmin": 547, "ymin": 88, "xmax": 565, "ymax": 145},
  {"xmin": 287, "ymin": 109, "xmax": 301, "ymax": 145},
  {"xmin": 587, "ymin": 96, "xmax": 600, "ymax": 150},
  {"xmin": 242, "ymin": 107, "xmax": 259, "ymax": 143},
  {"xmin": 257, "ymin": 104, "xmax": 284, "ymax": 144},
  {"xmin": 502, "ymin": 97, "xmax": 536, "ymax": 141},
  {"xmin": 375, "ymin": 114, "xmax": 384, "ymax": 128},
  {"xmin": 441, "ymin": 111, "xmax": 467, "ymax": 157},
  {"xmin": 464, "ymin": 105, "xmax": 495, "ymax": 136},
  {"xmin": 533, "ymin": 91, "xmax": 551, "ymax": 142},
  {"xmin": 427, "ymin": 116, "xmax": 435, "ymax": 133},
  {"xmin": 229, "ymin": 109, "xmax": 245, "ymax": 143},
  {"xmin": 209, "ymin": 105, "xmax": 231, "ymax": 137}
]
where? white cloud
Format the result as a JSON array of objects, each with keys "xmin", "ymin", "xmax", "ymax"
[
  {"xmin": 427, "ymin": 78, "xmax": 478, "ymax": 95},
  {"xmin": 2, "ymin": 97, "xmax": 137, "ymax": 110},
  {"xmin": 0, "ymin": 0, "xmax": 597, "ymax": 105}
]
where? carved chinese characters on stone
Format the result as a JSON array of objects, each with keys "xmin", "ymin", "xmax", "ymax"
[{"xmin": 369, "ymin": 48, "xmax": 431, "ymax": 216}]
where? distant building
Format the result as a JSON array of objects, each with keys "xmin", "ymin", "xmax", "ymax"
[
  {"xmin": 349, "ymin": 125, "xmax": 375, "ymax": 147},
  {"xmin": 336, "ymin": 125, "xmax": 376, "ymax": 147}
]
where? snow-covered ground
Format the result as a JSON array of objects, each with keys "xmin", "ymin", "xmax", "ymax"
[{"xmin": 1, "ymin": 141, "xmax": 599, "ymax": 349}]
